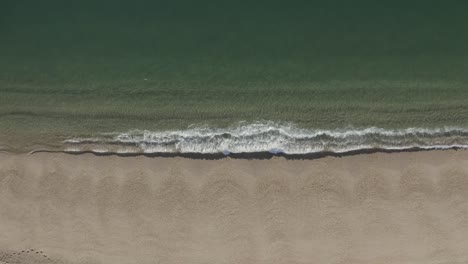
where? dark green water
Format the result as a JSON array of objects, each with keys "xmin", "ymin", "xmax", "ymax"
[{"xmin": 1, "ymin": 2, "xmax": 468, "ymax": 153}]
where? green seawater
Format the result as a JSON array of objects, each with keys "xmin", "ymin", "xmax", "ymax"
[{"xmin": 1, "ymin": 1, "xmax": 468, "ymax": 152}]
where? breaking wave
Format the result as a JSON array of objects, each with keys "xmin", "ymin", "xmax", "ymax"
[{"xmin": 61, "ymin": 121, "xmax": 468, "ymax": 155}]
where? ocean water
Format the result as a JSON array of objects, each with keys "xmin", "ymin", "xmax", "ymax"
[{"xmin": 1, "ymin": 2, "xmax": 468, "ymax": 154}]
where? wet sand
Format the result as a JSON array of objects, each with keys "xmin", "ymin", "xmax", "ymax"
[{"xmin": 0, "ymin": 151, "xmax": 468, "ymax": 264}]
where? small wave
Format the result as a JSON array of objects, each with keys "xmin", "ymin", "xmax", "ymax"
[{"xmin": 63, "ymin": 121, "xmax": 468, "ymax": 155}]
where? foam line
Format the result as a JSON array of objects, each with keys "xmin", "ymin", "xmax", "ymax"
[{"xmin": 62, "ymin": 121, "xmax": 468, "ymax": 155}]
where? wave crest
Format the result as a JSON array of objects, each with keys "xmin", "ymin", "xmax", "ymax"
[{"xmin": 63, "ymin": 122, "xmax": 468, "ymax": 154}]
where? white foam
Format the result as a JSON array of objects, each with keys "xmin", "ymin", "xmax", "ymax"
[{"xmin": 63, "ymin": 121, "xmax": 468, "ymax": 155}]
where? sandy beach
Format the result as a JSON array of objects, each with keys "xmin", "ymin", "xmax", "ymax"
[{"xmin": 0, "ymin": 150, "xmax": 467, "ymax": 264}]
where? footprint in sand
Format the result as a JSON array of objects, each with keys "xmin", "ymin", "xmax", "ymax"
[{"xmin": 0, "ymin": 249, "xmax": 58, "ymax": 264}]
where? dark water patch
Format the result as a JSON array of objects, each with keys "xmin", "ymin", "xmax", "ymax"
[{"xmin": 27, "ymin": 146, "xmax": 465, "ymax": 160}]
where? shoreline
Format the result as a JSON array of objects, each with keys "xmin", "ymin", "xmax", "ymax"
[{"xmin": 23, "ymin": 145, "xmax": 468, "ymax": 160}]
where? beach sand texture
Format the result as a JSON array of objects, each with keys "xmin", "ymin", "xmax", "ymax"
[{"xmin": 0, "ymin": 151, "xmax": 468, "ymax": 264}]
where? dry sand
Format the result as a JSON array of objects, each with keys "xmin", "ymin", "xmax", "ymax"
[{"xmin": 0, "ymin": 151, "xmax": 468, "ymax": 264}]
